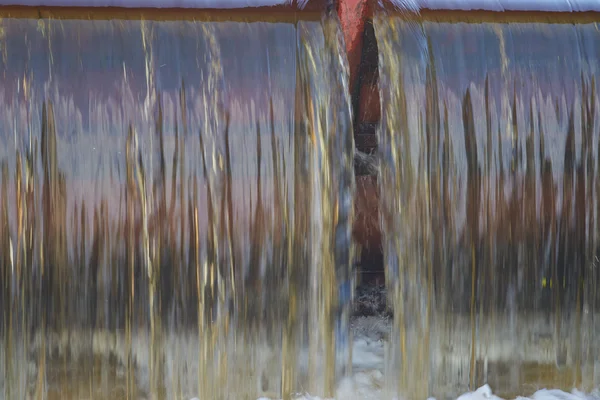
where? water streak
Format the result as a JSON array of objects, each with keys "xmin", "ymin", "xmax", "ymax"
[
  {"xmin": 375, "ymin": 13, "xmax": 600, "ymax": 400},
  {"xmin": 0, "ymin": 14, "xmax": 355, "ymax": 400}
]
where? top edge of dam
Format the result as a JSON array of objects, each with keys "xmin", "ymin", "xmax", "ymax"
[
  {"xmin": 0, "ymin": 0, "xmax": 330, "ymax": 21},
  {"xmin": 375, "ymin": 0, "xmax": 600, "ymax": 23}
]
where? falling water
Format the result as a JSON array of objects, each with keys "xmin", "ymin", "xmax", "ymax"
[
  {"xmin": 0, "ymin": 12, "xmax": 355, "ymax": 400},
  {"xmin": 5, "ymin": 6, "xmax": 600, "ymax": 400},
  {"xmin": 375, "ymin": 11, "xmax": 600, "ymax": 400}
]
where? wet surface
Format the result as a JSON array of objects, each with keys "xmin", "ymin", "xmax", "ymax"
[
  {"xmin": 1, "ymin": 6, "xmax": 600, "ymax": 400},
  {"xmin": 376, "ymin": 14, "xmax": 600, "ymax": 400},
  {"xmin": 0, "ymin": 14, "xmax": 355, "ymax": 400}
]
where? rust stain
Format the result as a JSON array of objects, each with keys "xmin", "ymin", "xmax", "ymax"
[{"xmin": 337, "ymin": 0, "xmax": 370, "ymax": 94}]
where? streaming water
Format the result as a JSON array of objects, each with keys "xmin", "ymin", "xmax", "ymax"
[
  {"xmin": 0, "ymin": 13, "xmax": 355, "ymax": 400},
  {"xmin": 375, "ymin": 12, "xmax": 600, "ymax": 400},
  {"xmin": 3, "ymin": 7, "xmax": 600, "ymax": 400}
]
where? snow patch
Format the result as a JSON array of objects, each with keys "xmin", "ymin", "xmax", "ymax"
[
  {"xmin": 385, "ymin": 0, "xmax": 600, "ymax": 12},
  {"xmin": 0, "ymin": 0, "xmax": 294, "ymax": 9}
]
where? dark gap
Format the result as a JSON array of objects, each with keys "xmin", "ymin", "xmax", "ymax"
[{"xmin": 353, "ymin": 18, "xmax": 384, "ymax": 298}]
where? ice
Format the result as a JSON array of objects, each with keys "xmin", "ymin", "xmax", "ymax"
[
  {"xmin": 456, "ymin": 385, "xmax": 503, "ymax": 400},
  {"xmin": 248, "ymin": 318, "xmax": 600, "ymax": 400}
]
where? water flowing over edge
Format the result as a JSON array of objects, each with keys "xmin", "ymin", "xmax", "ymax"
[
  {"xmin": 375, "ymin": 7, "xmax": 600, "ymax": 400},
  {"xmin": 0, "ymin": 14, "xmax": 356, "ymax": 400}
]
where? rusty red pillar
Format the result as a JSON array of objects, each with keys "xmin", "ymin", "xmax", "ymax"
[
  {"xmin": 337, "ymin": 0, "xmax": 384, "ymax": 282},
  {"xmin": 337, "ymin": 0, "xmax": 370, "ymax": 96}
]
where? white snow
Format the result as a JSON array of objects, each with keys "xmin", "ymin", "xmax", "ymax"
[
  {"xmin": 255, "ymin": 381, "xmax": 600, "ymax": 400},
  {"xmin": 0, "ymin": 0, "xmax": 293, "ymax": 9},
  {"xmin": 386, "ymin": 0, "xmax": 600, "ymax": 12}
]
